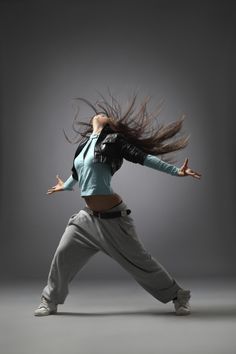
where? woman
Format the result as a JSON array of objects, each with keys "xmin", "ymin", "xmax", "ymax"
[{"xmin": 34, "ymin": 92, "xmax": 201, "ymax": 317}]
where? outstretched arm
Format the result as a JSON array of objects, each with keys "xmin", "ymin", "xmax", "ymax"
[
  {"xmin": 143, "ymin": 154, "xmax": 180, "ymax": 176},
  {"xmin": 118, "ymin": 135, "xmax": 202, "ymax": 179},
  {"xmin": 143, "ymin": 155, "xmax": 202, "ymax": 179}
]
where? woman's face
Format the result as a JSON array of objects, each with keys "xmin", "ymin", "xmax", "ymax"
[{"xmin": 91, "ymin": 113, "xmax": 110, "ymax": 126}]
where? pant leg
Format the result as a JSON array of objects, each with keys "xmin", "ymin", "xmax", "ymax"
[
  {"xmin": 88, "ymin": 201, "xmax": 183, "ymax": 304},
  {"xmin": 42, "ymin": 212, "xmax": 100, "ymax": 304}
]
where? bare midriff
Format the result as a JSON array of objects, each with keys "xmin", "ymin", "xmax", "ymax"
[{"xmin": 82, "ymin": 193, "xmax": 123, "ymax": 212}]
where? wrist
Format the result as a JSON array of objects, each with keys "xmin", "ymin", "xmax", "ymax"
[{"xmin": 177, "ymin": 169, "xmax": 183, "ymax": 176}]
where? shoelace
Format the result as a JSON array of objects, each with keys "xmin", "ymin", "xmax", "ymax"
[
  {"xmin": 39, "ymin": 296, "xmax": 50, "ymax": 309},
  {"xmin": 176, "ymin": 292, "xmax": 191, "ymax": 306}
]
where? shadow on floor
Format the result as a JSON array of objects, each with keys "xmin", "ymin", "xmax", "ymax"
[{"xmin": 54, "ymin": 305, "xmax": 236, "ymax": 318}]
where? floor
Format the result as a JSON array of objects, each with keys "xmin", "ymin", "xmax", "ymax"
[{"xmin": 1, "ymin": 277, "xmax": 236, "ymax": 354}]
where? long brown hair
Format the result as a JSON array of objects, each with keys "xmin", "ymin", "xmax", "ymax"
[{"xmin": 63, "ymin": 89, "xmax": 190, "ymax": 164}]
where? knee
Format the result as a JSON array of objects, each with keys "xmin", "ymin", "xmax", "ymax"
[
  {"xmin": 54, "ymin": 241, "xmax": 71, "ymax": 261},
  {"xmin": 56, "ymin": 232, "xmax": 74, "ymax": 254}
]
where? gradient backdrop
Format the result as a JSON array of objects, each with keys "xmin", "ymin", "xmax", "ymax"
[{"xmin": 1, "ymin": 0, "xmax": 235, "ymax": 283}]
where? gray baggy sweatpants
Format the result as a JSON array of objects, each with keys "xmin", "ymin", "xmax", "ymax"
[{"xmin": 42, "ymin": 200, "xmax": 183, "ymax": 305}]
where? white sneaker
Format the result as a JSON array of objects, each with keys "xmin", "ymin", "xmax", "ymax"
[
  {"xmin": 34, "ymin": 296, "xmax": 58, "ymax": 316},
  {"xmin": 173, "ymin": 289, "xmax": 191, "ymax": 316}
]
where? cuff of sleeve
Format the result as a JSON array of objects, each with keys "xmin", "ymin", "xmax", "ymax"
[
  {"xmin": 172, "ymin": 167, "xmax": 180, "ymax": 176},
  {"xmin": 63, "ymin": 175, "xmax": 77, "ymax": 190}
]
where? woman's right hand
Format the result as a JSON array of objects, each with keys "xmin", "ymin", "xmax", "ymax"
[{"xmin": 46, "ymin": 175, "xmax": 65, "ymax": 195}]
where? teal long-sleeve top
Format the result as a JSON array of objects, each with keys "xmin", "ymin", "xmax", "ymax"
[{"xmin": 63, "ymin": 132, "xmax": 180, "ymax": 194}]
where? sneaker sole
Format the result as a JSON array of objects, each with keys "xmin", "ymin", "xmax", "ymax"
[
  {"xmin": 175, "ymin": 310, "xmax": 191, "ymax": 316},
  {"xmin": 34, "ymin": 310, "xmax": 57, "ymax": 316}
]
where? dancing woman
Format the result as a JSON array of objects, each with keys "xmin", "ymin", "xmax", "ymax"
[{"xmin": 34, "ymin": 92, "xmax": 201, "ymax": 317}]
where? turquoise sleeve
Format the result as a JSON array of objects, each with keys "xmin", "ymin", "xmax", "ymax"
[
  {"xmin": 143, "ymin": 154, "xmax": 180, "ymax": 176},
  {"xmin": 63, "ymin": 175, "xmax": 78, "ymax": 190}
]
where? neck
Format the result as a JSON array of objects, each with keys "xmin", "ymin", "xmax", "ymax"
[
  {"xmin": 92, "ymin": 128, "xmax": 102, "ymax": 134},
  {"xmin": 92, "ymin": 123, "xmax": 112, "ymax": 135},
  {"xmin": 92, "ymin": 125, "xmax": 105, "ymax": 134}
]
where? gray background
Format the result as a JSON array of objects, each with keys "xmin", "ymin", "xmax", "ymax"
[{"xmin": 1, "ymin": 0, "xmax": 235, "ymax": 282}]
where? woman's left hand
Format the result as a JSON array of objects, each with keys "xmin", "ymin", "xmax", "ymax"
[{"xmin": 178, "ymin": 158, "xmax": 202, "ymax": 179}]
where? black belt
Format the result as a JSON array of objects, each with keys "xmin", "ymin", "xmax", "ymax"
[{"xmin": 84, "ymin": 207, "xmax": 131, "ymax": 219}]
